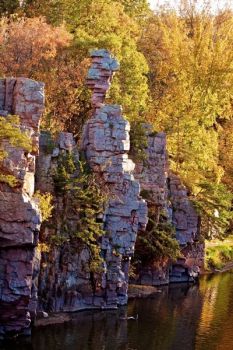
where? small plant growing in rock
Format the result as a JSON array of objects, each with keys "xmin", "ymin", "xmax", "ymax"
[
  {"xmin": 34, "ymin": 191, "xmax": 54, "ymax": 222},
  {"xmin": 0, "ymin": 115, "xmax": 32, "ymax": 186}
]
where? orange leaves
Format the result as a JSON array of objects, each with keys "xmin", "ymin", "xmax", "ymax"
[
  {"xmin": 0, "ymin": 16, "xmax": 72, "ymax": 77},
  {"xmin": 0, "ymin": 15, "xmax": 89, "ymax": 134}
]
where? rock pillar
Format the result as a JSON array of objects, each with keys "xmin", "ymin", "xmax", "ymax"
[{"xmin": 83, "ymin": 49, "xmax": 148, "ymax": 306}]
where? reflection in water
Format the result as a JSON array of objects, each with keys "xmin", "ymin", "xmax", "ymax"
[
  {"xmin": 196, "ymin": 272, "xmax": 233, "ymax": 350},
  {"xmin": 1, "ymin": 272, "xmax": 233, "ymax": 350}
]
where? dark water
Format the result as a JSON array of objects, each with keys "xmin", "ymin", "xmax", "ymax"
[{"xmin": 2, "ymin": 272, "xmax": 233, "ymax": 350}]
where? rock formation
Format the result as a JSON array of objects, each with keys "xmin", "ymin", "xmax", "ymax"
[
  {"xmin": 36, "ymin": 131, "xmax": 96, "ymax": 312},
  {"xmin": 86, "ymin": 49, "xmax": 119, "ymax": 111},
  {"xmin": 0, "ymin": 78, "xmax": 44, "ymax": 338},
  {"xmin": 133, "ymin": 131, "xmax": 170, "ymax": 285},
  {"xmin": 33, "ymin": 50, "xmax": 147, "ymax": 312},
  {"xmin": 134, "ymin": 131, "xmax": 204, "ymax": 285},
  {"xmin": 168, "ymin": 173, "xmax": 204, "ymax": 282},
  {"xmin": 83, "ymin": 49, "xmax": 148, "ymax": 305},
  {"xmin": 0, "ymin": 50, "xmax": 204, "ymax": 339}
]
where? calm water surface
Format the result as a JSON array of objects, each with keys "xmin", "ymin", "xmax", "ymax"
[{"xmin": 2, "ymin": 272, "xmax": 233, "ymax": 350}]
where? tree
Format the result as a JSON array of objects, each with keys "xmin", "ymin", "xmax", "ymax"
[
  {"xmin": 192, "ymin": 181, "xmax": 233, "ymax": 239},
  {"xmin": 0, "ymin": 0, "xmax": 20, "ymax": 16},
  {"xmin": 0, "ymin": 16, "xmax": 71, "ymax": 77},
  {"xmin": 20, "ymin": 0, "xmax": 150, "ymax": 124},
  {"xmin": 0, "ymin": 16, "xmax": 90, "ymax": 134},
  {"xmin": 139, "ymin": 2, "xmax": 233, "ymax": 237},
  {"xmin": 219, "ymin": 119, "xmax": 233, "ymax": 193}
]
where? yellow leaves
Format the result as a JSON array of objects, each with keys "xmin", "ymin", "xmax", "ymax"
[
  {"xmin": 74, "ymin": 1, "xmax": 139, "ymax": 55},
  {"xmin": 0, "ymin": 115, "xmax": 32, "ymax": 151},
  {"xmin": 33, "ymin": 191, "xmax": 54, "ymax": 222},
  {"xmin": 140, "ymin": 7, "xmax": 233, "ymax": 197},
  {"xmin": 0, "ymin": 115, "xmax": 32, "ymax": 186}
]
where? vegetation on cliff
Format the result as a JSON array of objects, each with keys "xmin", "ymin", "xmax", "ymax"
[
  {"xmin": 0, "ymin": 115, "xmax": 32, "ymax": 185},
  {"xmin": 51, "ymin": 153, "xmax": 106, "ymax": 273},
  {"xmin": 139, "ymin": 4, "xmax": 233, "ymax": 239},
  {"xmin": 0, "ymin": 0, "xmax": 233, "ymax": 247},
  {"xmin": 135, "ymin": 190, "xmax": 180, "ymax": 265}
]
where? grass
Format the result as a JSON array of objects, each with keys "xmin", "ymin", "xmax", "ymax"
[{"xmin": 205, "ymin": 236, "xmax": 233, "ymax": 271}]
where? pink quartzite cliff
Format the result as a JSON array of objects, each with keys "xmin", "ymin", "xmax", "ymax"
[
  {"xmin": 0, "ymin": 51, "xmax": 203, "ymax": 339},
  {"xmin": 0, "ymin": 78, "xmax": 44, "ymax": 338},
  {"xmin": 83, "ymin": 49, "xmax": 148, "ymax": 305}
]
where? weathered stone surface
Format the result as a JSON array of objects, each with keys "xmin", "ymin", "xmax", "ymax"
[
  {"xmin": 37, "ymin": 51, "xmax": 147, "ymax": 313},
  {"xmin": 83, "ymin": 49, "xmax": 148, "ymax": 306},
  {"xmin": 0, "ymin": 53, "xmax": 204, "ymax": 338},
  {"xmin": 133, "ymin": 131, "xmax": 204, "ymax": 285},
  {"xmin": 36, "ymin": 132, "xmax": 98, "ymax": 313},
  {"xmin": 168, "ymin": 173, "xmax": 204, "ymax": 281},
  {"xmin": 134, "ymin": 131, "xmax": 168, "ymax": 207},
  {"xmin": 86, "ymin": 50, "xmax": 119, "ymax": 111},
  {"xmin": 0, "ymin": 78, "xmax": 44, "ymax": 338}
]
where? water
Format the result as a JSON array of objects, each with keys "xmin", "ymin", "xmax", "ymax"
[{"xmin": 2, "ymin": 272, "xmax": 233, "ymax": 350}]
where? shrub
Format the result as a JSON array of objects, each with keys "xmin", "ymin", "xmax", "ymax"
[{"xmin": 34, "ymin": 191, "xmax": 54, "ymax": 222}]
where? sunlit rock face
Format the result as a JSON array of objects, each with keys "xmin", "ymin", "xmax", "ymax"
[
  {"xmin": 86, "ymin": 49, "xmax": 119, "ymax": 112},
  {"xmin": 0, "ymin": 78, "xmax": 44, "ymax": 338},
  {"xmin": 83, "ymin": 49, "xmax": 148, "ymax": 306}
]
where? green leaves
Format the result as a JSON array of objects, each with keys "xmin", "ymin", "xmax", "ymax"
[
  {"xmin": 139, "ymin": 5, "xmax": 233, "ymax": 239},
  {"xmin": 52, "ymin": 153, "xmax": 106, "ymax": 272},
  {"xmin": 0, "ymin": 115, "xmax": 32, "ymax": 186},
  {"xmin": 192, "ymin": 181, "xmax": 233, "ymax": 240},
  {"xmin": 34, "ymin": 191, "xmax": 54, "ymax": 222},
  {"xmin": 134, "ymin": 205, "xmax": 180, "ymax": 264}
]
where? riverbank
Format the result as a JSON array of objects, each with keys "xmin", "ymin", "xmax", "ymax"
[
  {"xmin": 26, "ymin": 267, "xmax": 233, "ymax": 329},
  {"xmin": 34, "ymin": 284, "xmax": 161, "ymax": 328},
  {"xmin": 204, "ymin": 237, "xmax": 233, "ymax": 272},
  {"xmin": 202, "ymin": 261, "xmax": 233, "ymax": 274}
]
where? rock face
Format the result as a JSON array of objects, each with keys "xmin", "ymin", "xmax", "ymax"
[
  {"xmin": 168, "ymin": 173, "xmax": 204, "ymax": 282},
  {"xmin": 86, "ymin": 49, "xmax": 119, "ymax": 111},
  {"xmin": 133, "ymin": 131, "xmax": 170, "ymax": 285},
  {"xmin": 34, "ymin": 50, "xmax": 147, "ymax": 311},
  {"xmin": 36, "ymin": 132, "xmax": 97, "ymax": 312},
  {"xmin": 0, "ymin": 78, "xmax": 44, "ymax": 337},
  {"xmin": 134, "ymin": 130, "xmax": 168, "ymax": 208},
  {"xmin": 0, "ymin": 51, "xmax": 204, "ymax": 338},
  {"xmin": 82, "ymin": 49, "xmax": 148, "ymax": 306},
  {"xmin": 133, "ymin": 131, "xmax": 204, "ymax": 285}
]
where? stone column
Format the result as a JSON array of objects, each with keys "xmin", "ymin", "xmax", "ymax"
[{"xmin": 83, "ymin": 50, "xmax": 148, "ymax": 306}]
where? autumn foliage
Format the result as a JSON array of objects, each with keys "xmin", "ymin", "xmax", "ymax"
[
  {"xmin": 0, "ymin": 0, "xmax": 233, "ymax": 239},
  {"xmin": 0, "ymin": 16, "xmax": 71, "ymax": 76}
]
